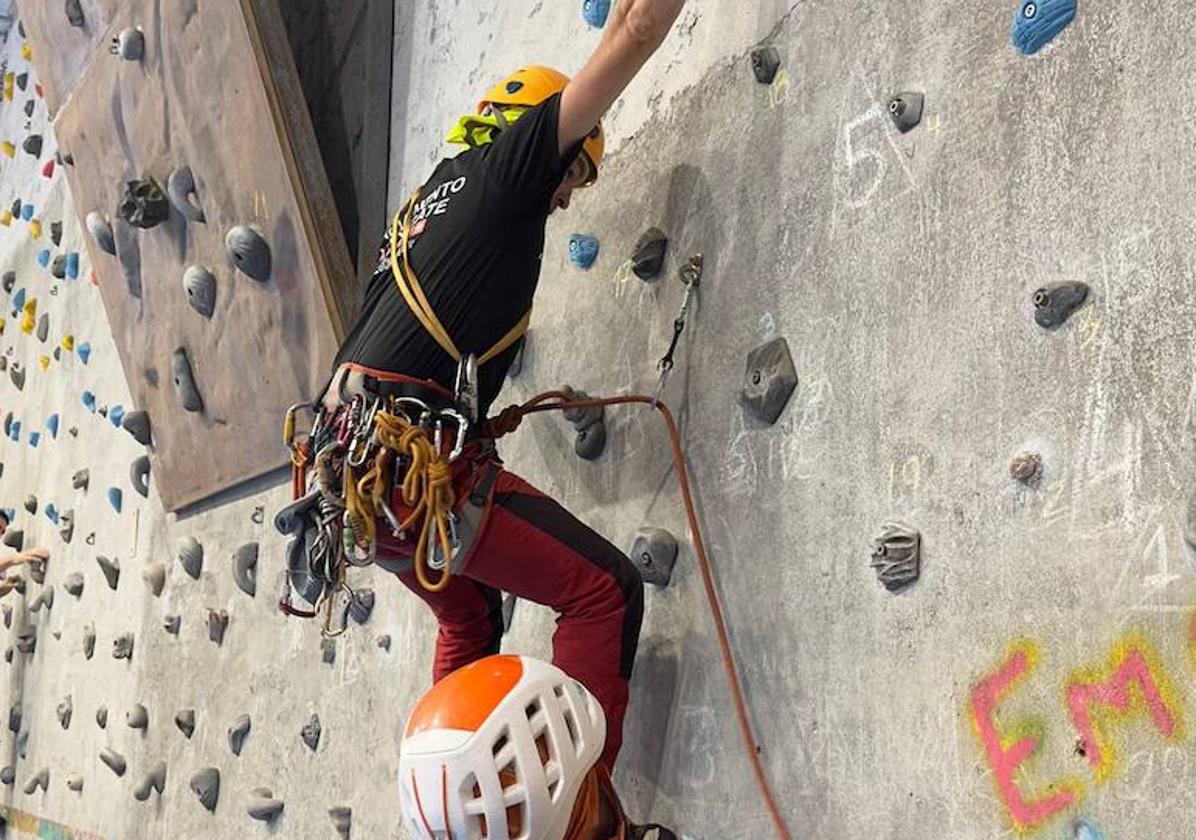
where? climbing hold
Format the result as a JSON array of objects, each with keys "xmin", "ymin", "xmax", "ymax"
[
  {"xmin": 9, "ymin": 362, "xmax": 24, "ymax": 390},
  {"xmin": 119, "ymin": 177, "xmax": 170, "ymax": 229},
  {"xmin": 751, "ymin": 46, "xmax": 781, "ymax": 85},
  {"xmin": 122, "ymin": 409, "xmax": 152, "ymax": 444},
  {"xmin": 112, "ymin": 632, "xmax": 135, "ymax": 659},
  {"xmin": 100, "ymin": 748, "xmax": 126, "ymax": 776},
  {"xmin": 20, "ymin": 299, "xmax": 37, "ymax": 334},
  {"xmin": 349, "ymin": 588, "xmax": 375, "ymax": 624},
  {"xmin": 22, "ymin": 134, "xmax": 42, "ymax": 158},
  {"xmin": 35, "ymin": 357, "xmax": 49, "ymax": 373},
  {"xmin": 582, "ymin": 0, "xmax": 611, "ymax": 28},
  {"xmin": 126, "ymin": 704, "xmax": 149, "ymax": 730},
  {"xmin": 508, "ymin": 334, "xmax": 527, "ymax": 378},
  {"xmin": 175, "ymin": 709, "xmax": 196, "ymax": 739},
  {"xmin": 27, "ymin": 555, "xmax": 45, "ymax": 584},
  {"xmin": 132, "ymin": 761, "xmax": 167, "ymax": 802},
  {"xmin": 183, "ymin": 265, "xmax": 216, "ymax": 317},
  {"xmin": 3, "ymin": 529, "xmax": 23, "ymax": 549},
  {"xmin": 870, "ymin": 522, "xmax": 922, "ymax": 592},
  {"xmin": 61, "ymin": 335, "xmax": 74, "ymax": 352},
  {"xmin": 228, "ymin": 714, "xmax": 252, "ymax": 756},
  {"xmin": 7, "ymin": 703, "xmax": 20, "ymax": 732},
  {"xmin": 108, "ymin": 486, "xmax": 123, "ymax": 512},
  {"xmin": 575, "ymin": 420, "xmax": 607, "ymax": 461},
  {"xmin": 23, "ymin": 767, "xmax": 49, "ymax": 795},
  {"xmin": 28, "ymin": 218, "xmax": 42, "ymax": 239},
  {"xmin": 167, "ymin": 165, "xmax": 206, "ymax": 223},
  {"xmin": 321, "ymin": 637, "xmax": 337, "ymax": 664},
  {"xmin": 329, "ymin": 806, "xmax": 353, "ymax": 838},
  {"xmin": 171, "ymin": 347, "xmax": 204, "ymax": 412},
  {"xmin": 37, "ymin": 249, "xmax": 51, "ymax": 268},
  {"xmin": 178, "ymin": 536, "xmax": 203, "ymax": 579},
  {"xmin": 112, "ymin": 28, "xmax": 145, "ymax": 61},
  {"xmin": 0, "ymin": 766, "xmax": 12, "ymax": 785},
  {"xmin": 82, "ymin": 391, "xmax": 96, "ymax": 412},
  {"xmin": 562, "ymin": 386, "xmax": 604, "ymax": 430},
  {"xmin": 12, "ymin": 285, "xmax": 25, "ymax": 308},
  {"xmin": 1010, "ymin": 451, "xmax": 1042, "ymax": 484},
  {"xmin": 741, "ymin": 337, "xmax": 799, "ymax": 425},
  {"xmin": 131, "ymin": 455, "xmax": 151, "ymax": 497},
  {"xmin": 23, "ymin": 495, "xmax": 36, "ymax": 514},
  {"xmin": 66, "ymin": 774, "xmax": 84, "ymax": 793},
  {"xmin": 46, "ymin": 503, "xmax": 61, "ymax": 523},
  {"xmin": 632, "ymin": 227, "xmax": 669, "ymax": 280},
  {"xmin": 142, "ymin": 560, "xmax": 166, "ymax": 596},
  {"xmin": 65, "ymin": 0, "xmax": 86, "ymax": 27},
  {"xmin": 1011, "ymin": 0, "xmax": 1076, "ymax": 56},
  {"xmin": 59, "ymin": 510, "xmax": 74, "ymax": 543},
  {"xmin": 43, "ymin": 159, "xmax": 56, "ymax": 179},
  {"xmin": 50, "ymin": 221, "xmax": 63, "ymax": 247},
  {"xmin": 248, "ymin": 789, "xmax": 285, "ymax": 823},
  {"xmin": 2, "ymin": 271, "xmax": 14, "ymax": 292},
  {"xmin": 568, "ymin": 234, "xmax": 600, "ymax": 270},
  {"xmin": 72, "ymin": 468, "xmax": 90, "ymax": 490},
  {"xmin": 376, "ymin": 634, "xmax": 392, "ymax": 652},
  {"xmin": 888, "ymin": 92, "xmax": 925, "ymax": 133},
  {"xmin": 36, "ymin": 312, "xmax": 49, "ymax": 341},
  {"xmin": 86, "ymin": 211, "xmax": 117, "ymax": 255},
  {"xmin": 77, "ymin": 342, "xmax": 91, "ymax": 364},
  {"xmin": 225, "ymin": 225, "xmax": 272, "ymax": 282},
  {"xmin": 30, "ymin": 585, "xmax": 54, "ymax": 613},
  {"xmin": 22, "ymin": 99, "xmax": 33, "ymax": 119},
  {"xmin": 46, "ymin": 414, "xmax": 58, "ymax": 438},
  {"xmin": 64, "ymin": 573, "xmax": 84, "ymax": 598},
  {"xmin": 191, "ymin": 767, "xmax": 220, "ymax": 812},
  {"xmin": 631, "ymin": 527, "xmax": 679, "ymax": 587},
  {"xmin": 301, "ymin": 713, "xmax": 321, "ymax": 751},
  {"xmin": 208, "ymin": 608, "xmax": 229, "ymax": 645},
  {"xmin": 502, "ymin": 593, "xmax": 517, "ymax": 633},
  {"xmin": 15, "ymin": 73, "xmax": 27, "ymax": 93},
  {"xmin": 65, "ymin": 252, "xmax": 80, "ymax": 280},
  {"xmin": 0, "ymin": 141, "xmax": 12, "ymax": 159},
  {"xmin": 57, "ymin": 695, "xmax": 72, "ymax": 729},
  {"xmin": 83, "ymin": 624, "xmax": 96, "ymax": 659},
  {"xmin": 163, "ymin": 614, "xmax": 181, "ymax": 635},
  {"xmin": 97, "ymin": 555, "xmax": 121, "ymax": 589},
  {"xmin": 1033, "ymin": 281, "xmax": 1089, "ymax": 329},
  {"xmin": 20, "ymin": 204, "xmax": 33, "ymax": 222},
  {"xmin": 232, "ymin": 542, "xmax": 259, "ymax": 597}
]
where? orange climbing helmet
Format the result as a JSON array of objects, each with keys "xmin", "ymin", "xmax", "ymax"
[{"xmin": 479, "ymin": 65, "xmax": 605, "ymax": 187}]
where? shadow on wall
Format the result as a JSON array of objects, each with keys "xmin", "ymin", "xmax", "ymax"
[{"xmin": 620, "ymin": 636, "xmax": 680, "ymax": 812}]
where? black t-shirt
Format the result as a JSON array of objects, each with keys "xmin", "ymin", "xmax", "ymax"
[{"xmin": 333, "ymin": 94, "xmax": 582, "ymax": 417}]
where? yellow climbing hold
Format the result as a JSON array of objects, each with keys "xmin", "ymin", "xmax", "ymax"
[
  {"xmin": 1, "ymin": 141, "xmax": 13, "ymax": 158},
  {"xmin": 20, "ymin": 300, "xmax": 37, "ymax": 335},
  {"xmin": 20, "ymin": 44, "xmax": 32, "ymax": 62},
  {"xmin": 0, "ymin": 212, "xmax": 10, "ymax": 227},
  {"xmin": 28, "ymin": 219, "xmax": 41, "ymax": 239},
  {"xmin": 3, "ymin": 73, "xmax": 12, "ymax": 102},
  {"xmin": 60, "ymin": 335, "xmax": 74, "ymax": 351},
  {"xmin": 37, "ymin": 355, "xmax": 50, "ymax": 372}
]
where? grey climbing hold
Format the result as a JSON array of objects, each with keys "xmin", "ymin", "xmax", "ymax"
[
  {"xmin": 329, "ymin": 806, "xmax": 352, "ymax": 838},
  {"xmin": 30, "ymin": 585, "xmax": 54, "ymax": 613},
  {"xmin": 100, "ymin": 748, "xmax": 126, "ymax": 776},
  {"xmin": 57, "ymin": 694, "xmax": 73, "ymax": 729},
  {"xmin": 163, "ymin": 614, "xmax": 181, "ymax": 635},
  {"xmin": 113, "ymin": 632, "xmax": 135, "ymax": 660},
  {"xmin": 64, "ymin": 572, "xmax": 84, "ymax": 597},
  {"xmin": 741, "ymin": 337, "xmax": 798, "ymax": 425},
  {"xmin": 7, "ymin": 703, "xmax": 19, "ymax": 732},
  {"xmin": 508, "ymin": 334, "xmax": 527, "ymax": 378},
  {"xmin": 65, "ymin": 0, "xmax": 85, "ymax": 27},
  {"xmin": 208, "ymin": 608, "xmax": 229, "ymax": 645},
  {"xmin": 113, "ymin": 28, "xmax": 145, "ymax": 61},
  {"xmin": 22, "ymin": 98, "xmax": 33, "ymax": 118},
  {"xmin": 72, "ymin": 468, "xmax": 90, "ymax": 490},
  {"xmin": 888, "ymin": 92, "xmax": 925, "ymax": 133},
  {"xmin": 183, "ymin": 265, "xmax": 216, "ymax": 318},
  {"xmin": 2, "ymin": 271, "xmax": 13, "ymax": 292},
  {"xmin": 870, "ymin": 522, "xmax": 922, "ymax": 592},
  {"xmin": 23, "ymin": 135, "xmax": 43, "ymax": 158},
  {"xmin": 0, "ymin": 766, "xmax": 12, "ymax": 785},
  {"xmin": 119, "ymin": 177, "xmax": 170, "ymax": 229},
  {"xmin": 349, "ymin": 588, "xmax": 375, "ymax": 624},
  {"xmin": 1034, "ymin": 282, "xmax": 1090, "ymax": 329},
  {"xmin": 191, "ymin": 767, "xmax": 220, "ymax": 812},
  {"xmin": 502, "ymin": 592, "xmax": 517, "ymax": 633},
  {"xmin": 301, "ymin": 713, "xmax": 321, "ymax": 752},
  {"xmin": 2, "ymin": 529, "xmax": 22, "ymax": 549},
  {"xmin": 171, "ymin": 347, "xmax": 204, "ymax": 412},
  {"xmin": 232, "ymin": 543, "xmax": 258, "ymax": 597},
  {"xmin": 632, "ymin": 227, "xmax": 669, "ymax": 281},
  {"xmin": 562, "ymin": 387, "xmax": 604, "ymax": 430},
  {"xmin": 168, "ymin": 166, "xmax": 206, "ymax": 223},
  {"xmin": 122, "ymin": 410, "xmax": 152, "ymax": 445},
  {"xmin": 86, "ymin": 211, "xmax": 117, "ymax": 255},
  {"xmin": 58, "ymin": 510, "xmax": 74, "ymax": 543},
  {"xmin": 51, "ymin": 255, "xmax": 67, "ymax": 280},
  {"xmin": 97, "ymin": 555, "xmax": 120, "ymax": 589},
  {"xmin": 631, "ymin": 527, "xmax": 679, "ymax": 587},
  {"xmin": 248, "ymin": 788, "xmax": 285, "ymax": 823},
  {"xmin": 115, "ymin": 219, "xmax": 143, "ymax": 297},
  {"xmin": 36, "ymin": 312, "xmax": 49, "ymax": 342},
  {"xmin": 131, "ymin": 455, "xmax": 151, "ymax": 498},
  {"xmin": 50, "ymin": 222, "xmax": 63, "ymax": 247},
  {"xmin": 575, "ymin": 421, "xmax": 607, "ymax": 461},
  {"xmin": 66, "ymin": 773, "xmax": 84, "ymax": 793},
  {"xmin": 24, "ymin": 495, "xmax": 36, "ymax": 514},
  {"xmin": 228, "ymin": 714, "xmax": 251, "ymax": 756},
  {"xmin": 175, "ymin": 709, "xmax": 196, "ymax": 739},
  {"xmin": 751, "ymin": 46, "xmax": 781, "ymax": 85},
  {"xmin": 1, "ymin": 604, "xmax": 9, "ymax": 628},
  {"xmin": 132, "ymin": 761, "xmax": 166, "ymax": 801},
  {"xmin": 83, "ymin": 623, "xmax": 96, "ymax": 659},
  {"xmin": 178, "ymin": 536, "xmax": 203, "ymax": 578},
  {"xmin": 225, "ymin": 225, "xmax": 272, "ymax": 282},
  {"xmin": 95, "ymin": 705, "xmax": 107, "ymax": 728},
  {"xmin": 126, "ymin": 703, "xmax": 148, "ymax": 730},
  {"xmin": 15, "ymin": 628, "xmax": 35, "ymax": 654},
  {"xmin": 321, "ymin": 637, "xmax": 337, "ymax": 664},
  {"xmin": 6, "ymin": 646, "xmax": 14, "ymax": 662},
  {"xmin": 23, "ymin": 767, "xmax": 49, "ymax": 795},
  {"xmin": 10, "ymin": 362, "xmax": 25, "ymax": 390},
  {"xmin": 376, "ymin": 634, "xmax": 392, "ymax": 652},
  {"xmin": 1010, "ymin": 452, "xmax": 1042, "ymax": 484},
  {"xmin": 142, "ymin": 560, "xmax": 166, "ymax": 596},
  {"xmin": 16, "ymin": 728, "xmax": 27, "ymax": 757}
]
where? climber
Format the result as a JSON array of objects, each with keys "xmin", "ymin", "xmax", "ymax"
[
  {"xmin": 311, "ymin": 0, "xmax": 688, "ymax": 771},
  {"xmin": 399, "ymin": 655, "xmax": 675, "ymax": 840}
]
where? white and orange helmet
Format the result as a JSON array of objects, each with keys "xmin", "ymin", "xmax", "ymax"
[{"xmin": 399, "ymin": 655, "xmax": 607, "ymax": 840}]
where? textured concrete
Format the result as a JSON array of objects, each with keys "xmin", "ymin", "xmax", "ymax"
[{"xmin": 4, "ymin": 1, "xmax": 1196, "ymax": 839}]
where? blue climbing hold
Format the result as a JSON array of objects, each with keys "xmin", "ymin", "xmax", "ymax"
[
  {"xmin": 77, "ymin": 343, "xmax": 91, "ymax": 365},
  {"xmin": 107, "ymin": 487, "xmax": 122, "ymax": 513},
  {"xmin": 81, "ymin": 391, "xmax": 96, "ymax": 412},
  {"xmin": 568, "ymin": 234, "xmax": 600, "ymax": 270},
  {"xmin": 1073, "ymin": 820, "xmax": 1105, "ymax": 840},
  {"xmin": 9, "ymin": 421, "xmax": 19, "ymax": 441},
  {"xmin": 12, "ymin": 288, "xmax": 26, "ymax": 311},
  {"xmin": 44, "ymin": 503, "xmax": 57, "ymax": 523},
  {"xmin": 20, "ymin": 204, "xmax": 33, "ymax": 222},
  {"xmin": 46, "ymin": 414, "xmax": 58, "ymax": 438},
  {"xmin": 65, "ymin": 252, "xmax": 80, "ymax": 280},
  {"xmin": 583, "ymin": 0, "xmax": 611, "ymax": 28},
  {"xmin": 28, "ymin": 431, "xmax": 39, "ymax": 449},
  {"xmin": 1011, "ymin": 0, "xmax": 1076, "ymax": 55},
  {"xmin": 109, "ymin": 405, "xmax": 125, "ymax": 428},
  {"xmin": 36, "ymin": 249, "xmax": 50, "ymax": 268},
  {"xmin": 2, "ymin": 510, "xmax": 13, "ymax": 523}
]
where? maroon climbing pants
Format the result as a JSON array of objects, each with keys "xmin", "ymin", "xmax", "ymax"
[{"xmin": 376, "ymin": 469, "xmax": 644, "ymax": 770}]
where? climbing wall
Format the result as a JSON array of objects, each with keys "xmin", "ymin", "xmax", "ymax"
[{"xmin": 19, "ymin": 0, "xmax": 354, "ymax": 510}]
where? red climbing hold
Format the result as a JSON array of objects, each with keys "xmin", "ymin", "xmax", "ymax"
[
  {"xmin": 35, "ymin": 84, "xmax": 43, "ymax": 99},
  {"xmin": 89, "ymin": 270, "xmax": 98, "ymax": 287},
  {"xmin": 41, "ymin": 160, "xmax": 54, "ymax": 179}
]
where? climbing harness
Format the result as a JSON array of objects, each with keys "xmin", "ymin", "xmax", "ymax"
[{"xmin": 654, "ymin": 253, "xmax": 703, "ymax": 403}]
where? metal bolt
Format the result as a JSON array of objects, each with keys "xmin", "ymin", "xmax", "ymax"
[
  {"xmin": 640, "ymin": 552, "xmax": 653, "ymax": 567},
  {"xmin": 1032, "ymin": 289, "xmax": 1050, "ymax": 309},
  {"xmin": 752, "ymin": 370, "xmax": 762, "ymax": 386},
  {"xmin": 1023, "ymin": 2, "xmax": 1037, "ymax": 18},
  {"xmin": 1010, "ymin": 452, "xmax": 1042, "ymax": 484},
  {"xmin": 889, "ymin": 98, "xmax": 905, "ymax": 117}
]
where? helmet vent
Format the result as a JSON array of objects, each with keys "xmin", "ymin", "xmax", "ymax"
[
  {"xmin": 492, "ymin": 731, "xmax": 510, "ymax": 758},
  {"xmin": 506, "ymin": 81, "xmax": 524, "ymax": 94}
]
